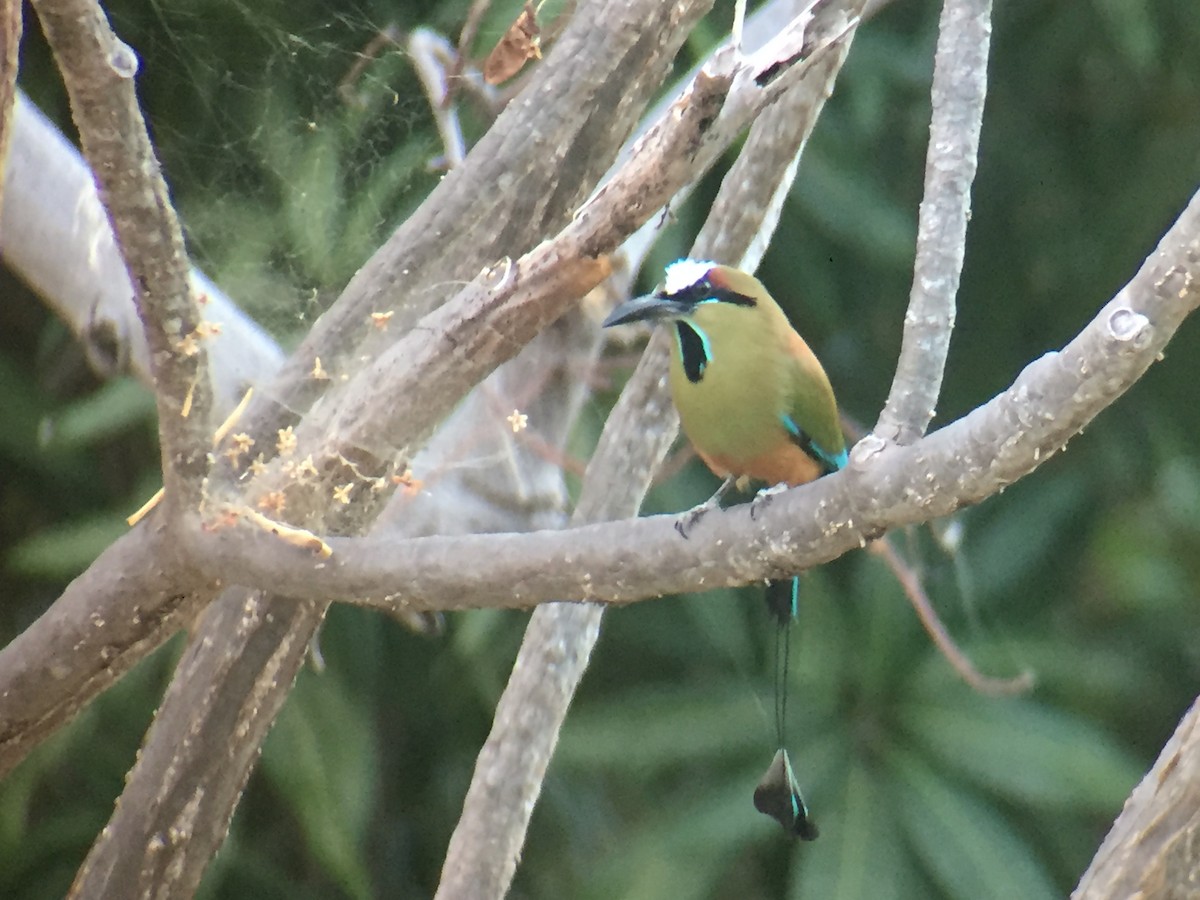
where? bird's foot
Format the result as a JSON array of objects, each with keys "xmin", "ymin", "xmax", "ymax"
[
  {"xmin": 675, "ymin": 476, "xmax": 738, "ymax": 539},
  {"xmin": 675, "ymin": 495, "xmax": 721, "ymax": 539},
  {"xmin": 750, "ymin": 482, "xmax": 789, "ymax": 521}
]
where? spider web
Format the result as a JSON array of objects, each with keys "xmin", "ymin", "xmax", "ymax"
[{"xmin": 66, "ymin": 0, "xmax": 578, "ymax": 496}]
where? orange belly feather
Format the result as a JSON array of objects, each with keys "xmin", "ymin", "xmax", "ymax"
[{"xmin": 695, "ymin": 441, "xmax": 824, "ymax": 489}]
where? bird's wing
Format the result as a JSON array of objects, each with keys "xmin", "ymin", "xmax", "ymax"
[{"xmin": 781, "ymin": 329, "xmax": 847, "ymax": 474}]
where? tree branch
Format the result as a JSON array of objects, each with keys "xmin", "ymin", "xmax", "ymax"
[
  {"xmin": 1074, "ymin": 695, "xmax": 1200, "ymax": 899},
  {"xmin": 2, "ymin": 92, "xmax": 284, "ymax": 409},
  {"xmin": 0, "ymin": 521, "xmax": 214, "ymax": 778},
  {"xmin": 229, "ymin": 0, "xmax": 718, "ymax": 450},
  {"xmin": 0, "ymin": 0, "xmax": 20, "ymax": 217},
  {"xmin": 31, "ymin": 0, "xmax": 213, "ymax": 510},
  {"xmin": 185, "ymin": 187, "xmax": 1200, "ymax": 611},
  {"xmin": 874, "ymin": 0, "xmax": 993, "ymax": 443},
  {"xmin": 694, "ymin": 0, "xmax": 858, "ymax": 271},
  {"xmin": 67, "ymin": 591, "xmax": 324, "ymax": 899}
]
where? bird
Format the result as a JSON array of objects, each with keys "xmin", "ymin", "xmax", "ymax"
[{"xmin": 602, "ymin": 258, "xmax": 848, "ymax": 840}]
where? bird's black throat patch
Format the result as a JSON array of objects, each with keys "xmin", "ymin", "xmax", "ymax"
[{"xmin": 675, "ymin": 321, "xmax": 709, "ymax": 384}]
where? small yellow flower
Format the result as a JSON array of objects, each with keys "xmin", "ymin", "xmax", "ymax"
[
  {"xmin": 506, "ymin": 409, "xmax": 528, "ymax": 433},
  {"xmin": 276, "ymin": 425, "xmax": 297, "ymax": 457},
  {"xmin": 369, "ymin": 310, "xmax": 395, "ymax": 329}
]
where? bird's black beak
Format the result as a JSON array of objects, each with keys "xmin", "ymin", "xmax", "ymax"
[{"xmin": 601, "ymin": 293, "xmax": 690, "ymax": 328}]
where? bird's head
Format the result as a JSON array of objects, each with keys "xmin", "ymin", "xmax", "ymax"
[{"xmin": 600, "ymin": 259, "xmax": 760, "ymax": 329}]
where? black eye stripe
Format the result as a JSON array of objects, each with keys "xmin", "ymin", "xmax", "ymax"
[{"xmin": 667, "ymin": 281, "xmax": 757, "ymax": 308}]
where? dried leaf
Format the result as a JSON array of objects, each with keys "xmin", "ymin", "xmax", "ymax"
[{"xmin": 483, "ymin": 1, "xmax": 541, "ymax": 85}]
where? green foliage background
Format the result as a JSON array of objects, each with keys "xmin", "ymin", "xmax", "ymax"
[{"xmin": 2, "ymin": 0, "xmax": 1199, "ymax": 897}]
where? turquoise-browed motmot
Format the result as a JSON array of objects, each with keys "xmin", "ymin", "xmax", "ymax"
[{"xmin": 603, "ymin": 259, "xmax": 848, "ymax": 840}]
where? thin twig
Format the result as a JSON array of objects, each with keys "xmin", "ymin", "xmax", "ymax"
[
  {"xmin": 409, "ymin": 28, "xmax": 468, "ymax": 168},
  {"xmin": 446, "ymin": 0, "xmax": 492, "ymax": 106},
  {"xmin": 336, "ymin": 24, "xmax": 402, "ymax": 107},
  {"xmin": 868, "ymin": 538, "xmax": 1033, "ymax": 695},
  {"xmin": 874, "ymin": 0, "xmax": 993, "ymax": 444}
]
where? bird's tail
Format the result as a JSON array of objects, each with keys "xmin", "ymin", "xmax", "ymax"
[{"xmin": 755, "ymin": 576, "xmax": 818, "ymax": 839}]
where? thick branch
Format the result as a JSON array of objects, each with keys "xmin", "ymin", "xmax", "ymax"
[
  {"xmin": 0, "ymin": 521, "xmax": 214, "ymax": 777},
  {"xmin": 31, "ymin": 0, "xmax": 213, "ymax": 508},
  {"xmin": 188, "ymin": 187, "xmax": 1200, "ymax": 610},
  {"xmin": 1074, "ymin": 695, "xmax": 1200, "ymax": 899},
  {"xmin": 875, "ymin": 0, "xmax": 993, "ymax": 443},
  {"xmin": 68, "ymin": 592, "xmax": 323, "ymax": 899}
]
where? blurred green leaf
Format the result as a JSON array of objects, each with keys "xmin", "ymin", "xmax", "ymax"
[
  {"xmin": 41, "ymin": 377, "xmax": 155, "ymax": 451},
  {"xmin": 7, "ymin": 514, "xmax": 130, "ymax": 579},
  {"xmin": 1090, "ymin": 0, "xmax": 1161, "ymax": 73},
  {"xmin": 260, "ymin": 669, "xmax": 378, "ymax": 900},
  {"xmin": 793, "ymin": 760, "xmax": 925, "ymax": 900},
  {"xmin": 962, "ymin": 472, "xmax": 1089, "ymax": 603},
  {"xmin": 582, "ymin": 778, "xmax": 761, "ymax": 900},
  {"xmin": 557, "ymin": 685, "xmax": 767, "ymax": 772},
  {"xmin": 0, "ymin": 352, "xmax": 49, "ymax": 463},
  {"xmin": 284, "ymin": 127, "xmax": 345, "ymax": 285},
  {"xmin": 889, "ymin": 747, "xmax": 1058, "ymax": 900},
  {"xmin": 793, "ymin": 147, "xmax": 917, "ymax": 269},
  {"xmin": 902, "ymin": 695, "xmax": 1140, "ymax": 813}
]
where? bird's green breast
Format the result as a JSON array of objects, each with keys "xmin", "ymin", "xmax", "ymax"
[{"xmin": 667, "ymin": 304, "xmax": 795, "ymax": 463}]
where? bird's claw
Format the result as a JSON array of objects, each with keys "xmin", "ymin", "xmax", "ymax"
[
  {"xmin": 675, "ymin": 500, "xmax": 715, "ymax": 539},
  {"xmin": 750, "ymin": 483, "xmax": 789, "ymax": 521},
  {"xmin": 676, "ymin": 476, "xmax": 738, "ymax": 538}
]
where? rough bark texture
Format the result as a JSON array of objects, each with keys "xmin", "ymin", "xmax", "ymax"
[
  {"xmin": 32, "ymin": 0, "xmax": 213, "ymax": 508},
  {"xmin": 1074, "ymin": 696, "xmax": 1200, "ymax": 900},
  {"xmin": 875, "ymin": 0, "xmax": 993, "ymax": 444}
]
